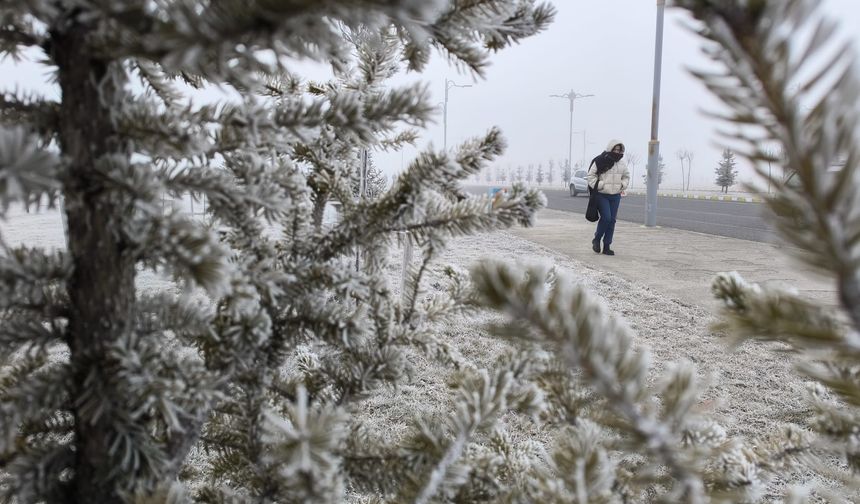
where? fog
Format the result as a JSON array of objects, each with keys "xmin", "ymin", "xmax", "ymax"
[
  {"xmin": 3, "ymin": 1, "xmax": 858, "ymax": 191},
  {"xmin": 376, "ymin": 0, "xmax": 860, "ymax": 190}
]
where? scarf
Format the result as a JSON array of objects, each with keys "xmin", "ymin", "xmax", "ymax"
[{"xmin": 591, "ymin": 152, "xmax": 618, "ymax": 175}]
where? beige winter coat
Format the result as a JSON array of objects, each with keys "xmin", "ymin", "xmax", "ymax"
[{"xmin": 587, "ymin": 139, "xmax": 630, "ymax": 195}]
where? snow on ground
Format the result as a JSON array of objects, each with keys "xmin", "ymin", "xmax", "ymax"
[
  {"xmin": 362, "ymin": 230, "xmax": 808, "ymax": 446},
  {"xmin": 354, "ymin": 231, "xmax": 814, "ymax": 501},
  {"xmin": 1, "ymin": 207, "xmax": 814, "ymax": 500}
]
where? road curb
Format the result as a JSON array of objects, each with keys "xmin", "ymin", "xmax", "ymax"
[
  {"xmin": 467, "ymin": 184, "xmax": 765, "ymax": 203},
  {"xmin": 626, "ymin": 191, "xmax": 763, "ymax": 203}
]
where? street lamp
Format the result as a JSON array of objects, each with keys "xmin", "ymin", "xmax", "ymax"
[
  {"xmin": 443, "ymin": 78, "xmax": 472, "ymax": 150},
  {"xmin": 645, "ymin": 0, "xmax": 666, "ymax": 227},
  {"xmin": 550, "ymin": 89, "xmax": 593, "ymax": 172},
  {"xmin": 404, "ymin": 79, "xmax": 472, "ymax": 296}
]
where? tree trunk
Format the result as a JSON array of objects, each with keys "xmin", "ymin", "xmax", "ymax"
[
  {"xmin": 54, "ymin": 24, "xmax": 137, "ymax": 504},
  {"xmin": 311, "ymin": 189, "xmax": 329, "ymax": 231}
]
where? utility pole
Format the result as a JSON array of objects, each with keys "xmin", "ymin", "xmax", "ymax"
[
  {"xmin": 645, "ymin": 0, "xmax": 666, "ymax": 227},
  {"xmin": 443, "ymin": 78, "xmax": 472, "ymax": 150},
  {"xmin": 551, "ymin": 90, "xmax": 593, "ymax": 172}
]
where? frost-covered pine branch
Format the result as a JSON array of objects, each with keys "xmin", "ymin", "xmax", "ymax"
[
  {"xmin": 470, "ymin": 260, "xmax": 783, "ymax": 503},
  {"xmin": 190, "ymin": 30, "xmax": 548, "ymax": 500},
  {"xmin": 0, "ymin": 0, "xmax": 554, "ymax": 502},
  {"xmin": 671, "ymin": 0, "xmax": 860, "ymax": 498},
  {"xmin": 459, "ymin": 1, "xmax": 860, "ymax": 502}
]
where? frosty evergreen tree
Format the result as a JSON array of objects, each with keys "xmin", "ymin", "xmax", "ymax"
[
  {"xmin": 366, "ymin": 154, "xmax": 388, "ymax": 201},
  {"xmin": 547, "ymin": 159, "xmax": 555, "ymax": 185},
  {"xmin": 7, "ymin": 0, "xmax": 859, "ymax": 502},
  {"xmin": 562, "ymin": 159, "xmax": 572, "ymax": 185},
  {"xmin": 351, "ymin": 151, "xmax": 388, "ymax": 201},
  {"xmin": 642, "ymin": 154, "xmax": 666, "ymax": 186},
  {"xmin": 535, "ymin": 163, "xmax": 544, "ymax": 185},
  {"xmin": 470, "ymin": 0, "xmax": 860, "ymax": 501},
  {"xmin": 686, "ymin": 0, "xmax": 860, "ymax": 496},
  {"xmin": 715, "ymin": 148, "xmax": 738, "ymax": 193},
  {"xmin": 0, "ymin": 1, "xmax": 554, "ymax": 502}
]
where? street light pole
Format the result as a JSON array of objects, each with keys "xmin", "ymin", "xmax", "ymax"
[
  {"xmin": 645, "ymin": 0, "xmax": 666, "ymax": 227},
  {"xmin": 568, "ymin": 97, "xmax": 574, "ymax": 168},
  {"xmin": 405, "ymin": 79, "xmax": 471, "ymax": 297},
  {"xmin": 582, "ymin": 129, "xmax": 586, "ymax": 169},
  {"xmin": 356, "ymin": 149, "xmax": 368, "ymax": 271},
  {"xmin": 551, "ymin": 90, "xmax": 593, "ymax": 171},
  {"xmin": 444, "ymin": 78, "xmax": 472, "ymax": 150}
]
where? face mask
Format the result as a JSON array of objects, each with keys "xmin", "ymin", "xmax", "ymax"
[{"xmin": 609, "ymin": 151, "xmax": 624, "ymax": 161}]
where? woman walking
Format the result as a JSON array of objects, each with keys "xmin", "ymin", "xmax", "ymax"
[{"xmin": 587, "ymin": 140, "xmax": 630, "ymax": 256}]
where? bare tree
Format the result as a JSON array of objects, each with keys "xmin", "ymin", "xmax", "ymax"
[
  {"xmin": 626, "ymin": 153, "xmax": 639, "ymax": 190},
  {"xmin": 675, "ymin": 150, "xmax": 696, "ymax": 191}
]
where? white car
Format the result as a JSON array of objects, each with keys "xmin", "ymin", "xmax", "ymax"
[{"xmin": 569, "ymin": 170, "xmax": 589, "ymax": 196}]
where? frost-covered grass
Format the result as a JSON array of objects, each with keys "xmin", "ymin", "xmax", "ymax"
[
  {"xmin": 0, "ymin": 207, "xmax": 817, "ymax": 501},
  {"xmin": 356, "ymin": 236, "xmax": 820, "ymax": 501}
]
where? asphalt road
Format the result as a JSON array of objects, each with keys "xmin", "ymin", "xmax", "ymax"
[{"xmin": 471, "ymin": 186, "xmax": 780, "ymax": 243}]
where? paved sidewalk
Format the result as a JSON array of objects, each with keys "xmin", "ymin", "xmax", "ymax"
[{"xmin": 506, "ymin": 208, "xmax": 836, "ymax": 311}]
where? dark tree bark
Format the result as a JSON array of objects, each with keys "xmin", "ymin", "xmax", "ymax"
[{"xmin": 54, "ymin": 21, "xmax": 137, "ymax": 504}]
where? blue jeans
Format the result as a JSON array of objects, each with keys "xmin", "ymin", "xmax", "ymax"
[{"xmin": 594, "ymin": 192, "xmax": 621, "ymax": 246}]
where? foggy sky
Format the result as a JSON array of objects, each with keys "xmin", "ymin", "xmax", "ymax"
[
  {"xmin": 2, "ymin": 1, "xmax": 859, "ymax": 191},
  {"xmin": 378, "ymin": 0, "xmax": 860, "ymax": 190}
]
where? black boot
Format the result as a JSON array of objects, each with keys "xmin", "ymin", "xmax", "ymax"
[
  {"xmin": 602, "ymin": 245, "xmax": 615, "ymax": 256},
  {"xmin": 592, "ymin": 238, "xmax": 600, "ymax": 253}
]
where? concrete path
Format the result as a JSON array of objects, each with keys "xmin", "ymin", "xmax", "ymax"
[
  {"xmin": 506, "ymin": 208, "xmax": 837, "ymax": 311},
  {"xmin": 537, "ymin": 188, "xmax": 777, "ymax": 243}
]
